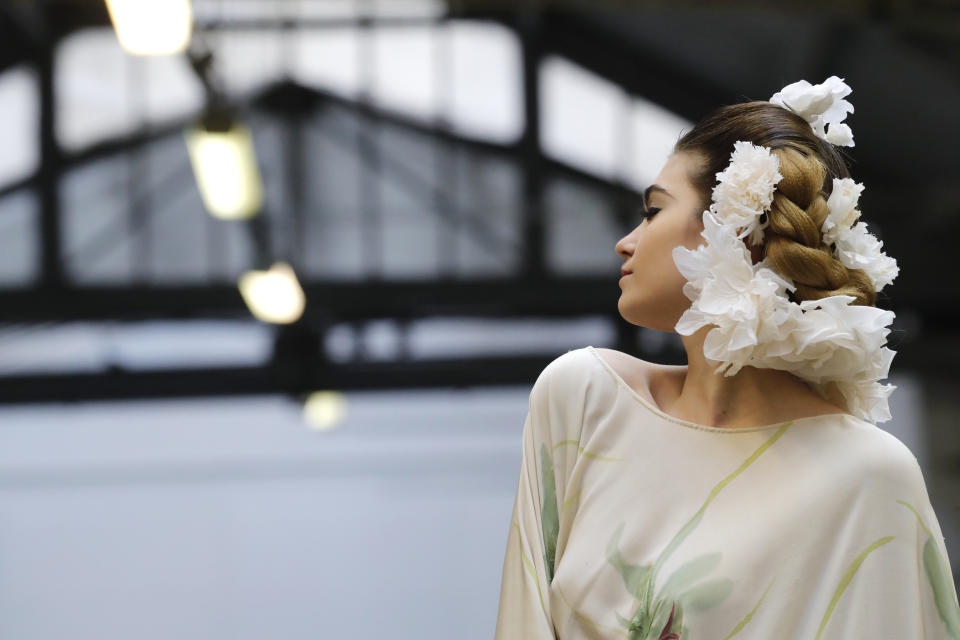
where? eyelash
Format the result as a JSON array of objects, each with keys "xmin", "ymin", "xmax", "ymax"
[{"xmin": 640, "ymin": 206, "xmax": 661, "ymax": 220}]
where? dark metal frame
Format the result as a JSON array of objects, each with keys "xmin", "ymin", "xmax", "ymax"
[{"xmin": 0, "ymin": 4, "xmax": 946, "ymax": 404}]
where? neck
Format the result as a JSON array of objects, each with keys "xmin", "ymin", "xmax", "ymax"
[{"xmin": 668, "ymin": 325, "xmax": 839, "ymax": 428}]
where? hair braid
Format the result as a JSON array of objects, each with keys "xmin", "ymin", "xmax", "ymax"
[
  {"xmin": 761, "ymin": 148, "xmax": 876, "ymax": 307},
  {"xmin": 674, "ymin": 101, "xmax": 880, "ymax": 308}
]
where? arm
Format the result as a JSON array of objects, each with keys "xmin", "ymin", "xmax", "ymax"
[
  {"xmin": 908, "ymin": 494, "xmax": 960, "ymax": 639},
  {"xmin": 494, "ymin": 374, "xmax": 563, "ymax": 638}
]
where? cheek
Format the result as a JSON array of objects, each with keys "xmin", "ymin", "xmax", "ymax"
[
  {"xmin": 621, "ymin": 233, "xmax": 692, "ymax": 311},
  {"xmin": 632, "ymin": 232, "xmax": 685, "ymax": 289},
  {"xmin": 617, "ymin": 217, "xmax": 701, "ymax": 330}
]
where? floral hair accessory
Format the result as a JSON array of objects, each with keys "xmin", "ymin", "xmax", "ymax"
[
  {"xmin": 769, "ymin": 75, "xmax": 855, "ymax": 147},
  {"xmin": 822, "ymin": 177, "xmax": 900, "ymax": 291},
  {"xmin": 670, "ymin": 134, "xmax": 900, "ymax": 424},
  {"xmin": 706, "ymin": 141, "xmax": 783, "ymax": 246}
]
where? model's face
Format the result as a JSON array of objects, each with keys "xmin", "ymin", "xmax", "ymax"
[{"xmin": 615, "ymin": 152, "xmax": 708, "ymax": 332}]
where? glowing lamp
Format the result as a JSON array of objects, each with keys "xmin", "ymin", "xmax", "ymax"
[
  {"xmin": 238, "ymin": 262, "xmax": 306, "ymax": 325},
  {"xmin": 302, "ymin": 391, "xmax": 348, "ymax": 431},
  {"xmin": 104, "ymin": 0, "xmax": 193, "ymax": 56},
  {"xmin": 185, "ymin": 119, "xmax": 264, "ymax": 220}
]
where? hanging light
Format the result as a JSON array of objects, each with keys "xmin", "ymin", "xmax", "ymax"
[
  {"xmin": 185, "ymin": 113, "xmax": 264, "ymax": 220},
  {"xmin": 104, "ymin": 0, "xmax": 193, "ymax": 56},
  {"xmin": 302, "ymin": 391, "xmax": 348, "ymax": 432},
  {"xmin": 238, "ymin": 262, "xmax": 306, "ymax": 324}
]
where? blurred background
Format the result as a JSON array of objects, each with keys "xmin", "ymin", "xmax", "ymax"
[{"xmin": 0, "ymin": 0, "xmax": 957, "ymax": 637}]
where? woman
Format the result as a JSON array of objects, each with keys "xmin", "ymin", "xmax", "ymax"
[{"xmin": 494, "ymin": 78, "xmax": 960, "ymax": 638}]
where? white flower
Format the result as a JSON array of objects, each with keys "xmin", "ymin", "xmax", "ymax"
[
  {"xmin": 825, "ymin": 122, "xmax": 854, "ymax": 147},
  {"xmin": 822, "ymin": 178, "xmax": 899, "ymax": 292},
  {"xmin": 672, "ymin": 212, "xmax": 798, "ymax": 376},
  {"xmin": 833, "ymin": 222, "xmax": 900, "ymax": 292},
  {"xmin": 833, "ymin": 378, "xmax": 897, "ymax": 424},
  {"xmin": 708, "ymin": 141, "xmax": 782, "ymax": 246},
  {"xmin": 769, "ymin": 296, "xmax": 896, "ymax": 383},
  {"xmin": 823, "ymin": 178, "xmax": 864, "ymax": 239},
  {"xmin": 769, "ymin": 75, "xmax": 855, "ymax": 147},
  {"xmin": 672, "ymin": 209, "xmax": 753, "ymax": 289}
]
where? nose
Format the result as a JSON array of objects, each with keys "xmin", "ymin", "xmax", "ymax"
[{"xmin": 615, "ymin": 231, "xmax": 635, "ymax": 262}]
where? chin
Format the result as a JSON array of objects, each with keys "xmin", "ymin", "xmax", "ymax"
[
  {"xmin": 616, "ymin": 298, "xmax": 647, "ymax": 328},
  {"xmin": 618, "ymin": 298, "xmax": 679, "ymax": 333}
]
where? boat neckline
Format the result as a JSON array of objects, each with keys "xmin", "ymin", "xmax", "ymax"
[{"xmin": 585, "ymin": 345, "xmax": 855, "ymax": 434}]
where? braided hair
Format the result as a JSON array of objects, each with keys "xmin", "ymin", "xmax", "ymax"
[{"xmin": 674, "ymin": 101, "xmax": 876, "ymax": 307}]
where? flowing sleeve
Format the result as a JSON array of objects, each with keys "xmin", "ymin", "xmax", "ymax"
[
  {"xmin": 819, "ymin": 434, "xmax": 960, "ymax": 638},
  {"xmin": 494, "ymin": 350, "xmax": 586, "ymax": 639},
  {"xmin": 910, "ymin": 495, "xmax": 960, "ymax": 639}
]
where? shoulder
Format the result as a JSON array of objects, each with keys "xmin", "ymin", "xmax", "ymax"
[
  {"xmin": 533, "ymin": 346, "xmax": 649, "ymax": 388},
  {"xmin": 530, "ymin": 347, "xmax": 598, "ymax": 398},
  {"xmin": 589, "ymin": 346, "xmax": 646, "ymax": 373},
  {"xmin": 589, "ymin": 347, "xmax": 686, "ymax": 397},
  {"xmin": 526, "ymin": 346, "xmax": 622, "ymax": 412},
  {"xmin": 531, "ymin": 346, "xmax": 672, "ymax": 406},
  {"xmin": 843, "ymin": 420, "xmax": 930, "ymax": 498},
  {"xmin": 589, "ymin": 346, "xmax": 674, "ymax": 380},
  {"xmin": 873, "ymin": 429, "xmax": 928, "ymax": 489},
  {"xmin": 835, "ymin": 423, "xmax": 948, "ymax": 551}
]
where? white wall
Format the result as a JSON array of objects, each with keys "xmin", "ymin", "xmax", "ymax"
[{"xmin": 0, "ymin": 389, "xmax": 529, "ymax": 639}]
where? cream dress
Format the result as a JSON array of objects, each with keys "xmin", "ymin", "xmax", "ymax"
[{"xmin": 494, "ymin": 346, "xmax": 960, "ymax": 639}]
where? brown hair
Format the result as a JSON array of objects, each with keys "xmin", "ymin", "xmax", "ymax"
[{"xmin": 673, "ymin": 101, "xmax": 877, "ymax": 307}]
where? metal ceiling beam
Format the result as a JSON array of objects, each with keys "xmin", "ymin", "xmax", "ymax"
[
  {"xmin": 36, "ymin": 36, "xmax": 64, "ymax": 288},
  {"xmin": 0, "ymin": 277, "xmax": 946, "ymax": 336},
  {"xmin": 0, "ymin": 277, "xmax": 621, "ymax": 322},
  {"xmin": 0, "ymin": 351, "xmax": 561, "ymax": 405},
  {"xmin": 516, "ymin": 8, "xmax": 547, "ymax": 279},
  {"xmin": 0, "ymin": 78, "xmax": 519, "ymax": 198},
  {"xmin": 0, "ymin": 320, "xmax": 954, "ymax": 405}
]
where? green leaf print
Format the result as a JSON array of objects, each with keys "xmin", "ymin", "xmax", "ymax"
[
  {"xmin": 660, "ymin": 552, "xmax": 724, "ymax": 599},
  {"xmin": 815, "ymin": 535, "xmax": 896, "ymax": 640},
  {"xmin": 898, "ymin": 499, "xmax": 960, "ymax": 639},
  {"xmin": 678, "ymin": 577, "xmax": 735, "ymax": 612},
  {"xmin": 648, "ymin": 598, "xmax": 683, "ymax": 639},
  {"xmin": 651, "ymin": 422, "xmax": 791, "ymax": 580},
  {"xmin": 539, "ymin": 443, "xmax": 560, "ymax": 584},
  {"xmin": 607, "ymin": 521, "xmax": 655, "ymax": 598},
  {"xmin": 922, "ymin": 537, "xmax": 960, "ymax": 639},
  {"xmin": 606, "ymin": 422, "xmax": 793, "ymax": 639},
  {"xmin": 721, "ymin": 578, "xmax": 776, "ymax": 640}
]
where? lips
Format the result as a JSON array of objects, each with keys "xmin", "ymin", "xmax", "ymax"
[{"xmin": 621, "ymin": 269, "xmax": 632, "ymax": 277}]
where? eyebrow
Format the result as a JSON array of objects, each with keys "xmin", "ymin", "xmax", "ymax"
[{"xmin": 643, "ymin": 184, "xmax": 673, "ymax": 207}]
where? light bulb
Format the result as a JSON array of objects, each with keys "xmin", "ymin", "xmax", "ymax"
[
  {"xmin": 186, "ymin": 122, "xmax": 264, "ymax": 220},
  {"xmin": 105, "ymin": 0, "xmax": 193, "ymax": 56},
  {"xmin": 238, "ymin": 262, "xmax": 306, "ymax": 325},
  {"xmin": 303, "ymin": 391, "xmax": 347, "ymax": 431}
]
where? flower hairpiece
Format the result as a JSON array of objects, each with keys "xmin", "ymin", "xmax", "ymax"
[
  {"xmin": 769, "ymin": 75, "xmax": 855, "ymax": 147},
  {"xmin": 822, "ymin": 178, "xmax": 900, "ymax": 291},
  {"xmin": 671, "ymin": 139, "xmax": 900, "ymax": 424},
  {"xmin": 768, "ymin": 75, "xmax": 899, "ymax": 291},
  {"xmin": 707, "ymin": 141, "xmax": 783, "ymax": 246}
]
